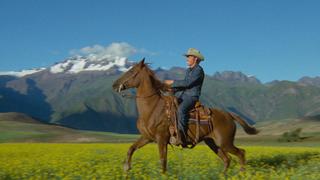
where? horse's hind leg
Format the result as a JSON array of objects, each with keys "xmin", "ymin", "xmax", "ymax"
[
  {"xmin": 224, "ymin": 144, "xmax": 246, "ymax": 171},
  {"xmin": 204, "ymin": 138, "xmax": 230, "ymax": 174},
  {"xmin": 124, "ymin": 136, "xmax": 150, "ymax": 172}
]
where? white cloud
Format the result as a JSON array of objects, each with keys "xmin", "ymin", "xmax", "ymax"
[
  {"xmin": 79, "ymin": 45, "xmax": 105, "ymax": 54},
  {"xmin": 69, "ymin": 42, "xmax": 156, "ymax": 61}
]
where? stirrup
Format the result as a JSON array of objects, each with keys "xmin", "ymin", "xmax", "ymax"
[
  {"xmin": 169, "ymin": 136, "xmax": 179, "ymax": 145},
  {"xmin": 169, "ymin": 136, "xmax": 187, "ymax": 147}
]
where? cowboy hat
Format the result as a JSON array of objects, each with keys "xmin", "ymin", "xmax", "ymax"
[{"xmin": 183, "ymin": 48, "xmax": 204, "ymax": 61}]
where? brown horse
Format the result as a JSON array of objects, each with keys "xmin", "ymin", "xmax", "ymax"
[{"xmin": 112, "ymin": 59, "xmax": 259, "ymax": 173}]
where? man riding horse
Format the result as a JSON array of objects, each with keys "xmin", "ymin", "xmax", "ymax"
[
  {"xmin": 164, "ymin": 48, "xmax": 205, "ymax": 146},
  {"xmin": 112, "ymin": 54, "xmax": 258, "ymax": 173}
]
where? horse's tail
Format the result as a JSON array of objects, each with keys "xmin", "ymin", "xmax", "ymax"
[{"xmin": 228, "ymin": 112, "xmax": 259, "ymax": 135}]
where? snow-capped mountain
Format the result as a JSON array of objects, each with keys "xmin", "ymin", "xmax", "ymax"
[
  {"xmin": 50, "ymin": 55, "xmax": 134, "ymax": 74},
  {"xmin": 0, "ymin": 68, "xmax": 46, "ymax": 77},
  {"xmin": 0, "ymin": 55, "xmax": 134, "ymax": 77}
]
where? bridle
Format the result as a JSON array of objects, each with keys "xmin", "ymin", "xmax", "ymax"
[
  {"xmin": 120, "ymin": 90, "xmax": 160, "ymax": 99},
  {"xmin": 117, "ymin": 68, "xmax": 161, "ymax": 99}
]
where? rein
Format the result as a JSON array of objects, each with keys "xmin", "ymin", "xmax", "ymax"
[
  {"xmin": 120, "ymin": 90, "xmax": 160, "ymax": 99},
  {"xmin": 118, "ymin": 67, "xmax": 161, "ymax": 99}
]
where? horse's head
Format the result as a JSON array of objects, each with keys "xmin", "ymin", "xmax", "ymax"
[{"xmin": 112, "ymin": 58, "xmax": 146, "ymax": 93}]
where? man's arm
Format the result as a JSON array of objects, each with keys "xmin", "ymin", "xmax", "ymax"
[{"xmin": 171, "ymin": 68, "xmax": 204, "ymax": 88}]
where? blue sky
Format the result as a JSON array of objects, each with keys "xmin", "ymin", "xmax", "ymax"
[{"xmin": 0, "ymin": 0, "xmax": 319, "ymax": 82}]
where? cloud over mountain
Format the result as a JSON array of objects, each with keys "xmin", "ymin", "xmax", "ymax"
[{"xmin": 69, "ymin": 42, "xmax": 137, "ymax": 60}]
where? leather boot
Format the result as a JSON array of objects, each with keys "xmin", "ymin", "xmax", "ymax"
[{"xmin": 178, "ymin": 129, "xmax": 188, "ymax": 148}]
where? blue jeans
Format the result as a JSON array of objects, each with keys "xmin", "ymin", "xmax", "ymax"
[{"xmin": 177, "ymin": 94, "xmax": 198, "ymax": 133}]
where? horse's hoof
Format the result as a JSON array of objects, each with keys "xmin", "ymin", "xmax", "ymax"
[
  {"xmin": 123, "ymin": 163, "xmax": 131, "ymax": 172},
  {"xmin": 222, "ymin": 171, "xmax": 228, "ymax": 178}
]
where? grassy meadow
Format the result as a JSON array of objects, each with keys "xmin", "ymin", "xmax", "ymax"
[
  {"xmin": 0, "ymin": 143, "xmax": 319, "ymax": 180},
  {"xmin": 1, "ymin": 113, "xmax": 320, "ymax": 179}
]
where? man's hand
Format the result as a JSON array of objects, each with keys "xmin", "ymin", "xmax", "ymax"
[{"xmin": 164, "ymin": 80, "xmax": 174, "ymax": 85}]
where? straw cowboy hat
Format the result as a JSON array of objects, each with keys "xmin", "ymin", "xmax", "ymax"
[{"xmin": 183, "ymin": 48, "xmax": 205, "ymax": 61}]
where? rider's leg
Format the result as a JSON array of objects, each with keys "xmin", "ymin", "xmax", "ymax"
[{"xmin": 177, "ymin": 95, "xmax": 198, "ymax": 143}]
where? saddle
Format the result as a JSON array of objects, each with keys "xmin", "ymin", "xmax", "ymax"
[
  {"xmin": 189, "ymin": 101, "xmax": 212, "ymax": 125},
  {"xmin": 164, "ymin": 96, "xmax": 213, "ymax": 148}
]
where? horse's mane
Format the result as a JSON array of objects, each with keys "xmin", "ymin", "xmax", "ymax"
[{"xmin": 143, "ymin": 64, "xmax": 170, "ymax": 92}]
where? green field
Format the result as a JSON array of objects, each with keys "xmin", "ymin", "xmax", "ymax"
[
  {"xmin": 0, "ymin": 143, "xmax": 319, "ymax": 179},
  {"xmin": 1, "ymin": 113, "xmax": 320, "ymax": 179},
  {"xmin": 1, "ymin": 112, "xmax": 320, "ymax": 147},
  {"xmin": 0, "ymin": 113, "xmax": 139, "ymax": 143}
]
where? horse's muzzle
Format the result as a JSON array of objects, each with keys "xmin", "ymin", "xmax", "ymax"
[{"xmin": 118, "ymin": 84, "xmax": 124, "ymax": 93}]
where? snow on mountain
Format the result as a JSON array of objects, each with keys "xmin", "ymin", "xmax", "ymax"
[
  {"xmin": 0, "ymin": 42, "xmax": 154, "ymax": 78},
  {"xmin": 0, "ymin": 55, "xmax": 134, "ymax": 77},
  {"xmin": 0, "ymin": 68, "xmax": 46, "ymax": 77},
  {"xmin": 49, "ymin": 55, "xmax": 133, "ymax": 74},
  {"xmin": 49, "ymin": 42, "xmax": 136, "ymax": 74}
]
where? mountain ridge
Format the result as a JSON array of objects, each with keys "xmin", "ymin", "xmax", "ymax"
[{"xmin": 1, "ymin": 56, "xmax": 320, "ymax": 133}]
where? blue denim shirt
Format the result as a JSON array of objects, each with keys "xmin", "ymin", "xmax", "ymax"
[{"xmin": 171, "ymin": 64, "xmax": 204, "ymax": 98}]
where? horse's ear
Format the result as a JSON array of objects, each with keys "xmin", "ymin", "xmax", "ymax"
[
  {"xmin": 138, "ymin": 58, "xmax": 145, "ymax": 68},
  {"xmin": 140, "ymin": 58, "xmax": 145, "ymax": 64}
]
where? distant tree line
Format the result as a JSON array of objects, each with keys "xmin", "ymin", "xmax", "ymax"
[{"xmin": 278, "ymin": 128, "xmax": 303, "ymax": 142}]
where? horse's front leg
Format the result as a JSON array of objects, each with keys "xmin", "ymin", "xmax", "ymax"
[
  {"xmin": 157, "ymin": 138, "xmax": 168, "ymax": 173},
  {"xmin": 124, "ymin": 136, "xmax": 150, "ymax": 172}
]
